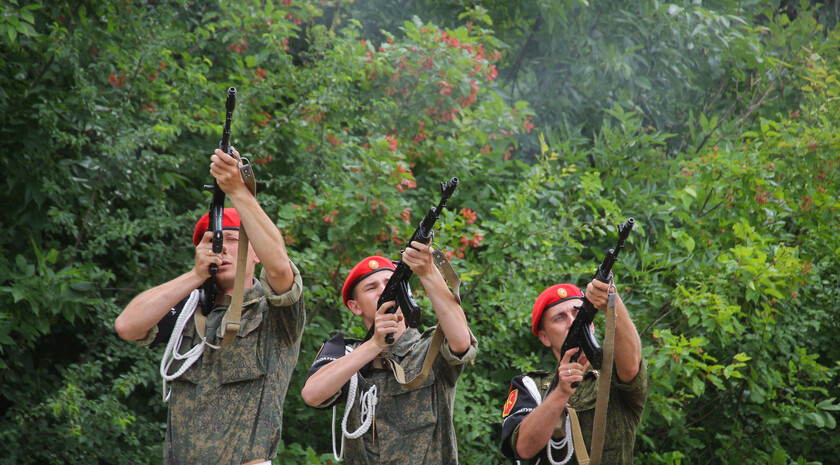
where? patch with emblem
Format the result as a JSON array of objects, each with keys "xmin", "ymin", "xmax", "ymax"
[
  {"xmin": 368, "ymin": 259, "xmax": 380, "ymax": 270},
  {"xmin": 557, "ymin": 287, "xmax": 568, "ymax": 299},
  {"xmin": 503, "ymin": 389, "xmax": 518, "ymax": 417}
]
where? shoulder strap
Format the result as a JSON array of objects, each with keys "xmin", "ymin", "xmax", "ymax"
[
  {"xmin": 431, "ymin": 248, "xmax": 461, "ymax": 304},
  {"xmin": 566, "ymin": 407, "xmax": 590, "ymax": 465},
  {"xmin": 588, "ymin": 286, "xmax": 617, "ymax": 465}
]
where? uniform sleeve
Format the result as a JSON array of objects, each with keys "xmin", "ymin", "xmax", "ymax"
[
  {"xmin": 305, "ymin": 333, "xmax": 351, "ymax": 409},
  {"xmin": 261, "ymin": 260, "xmax": 306, "ymax": 346},
  {"xmin": 133, "ymin": 295, "xmax": 190, "ymax": 349},
  {"xmin": 500, "ymin": 375, "xmax": 541, "ymax": 460},
  {"xmin": 439, "ymin": 327, "xmax": 478, "ymax": 366},
  {"xmin": 613, "ymin": 358, "xmax": 649, "ymax": 421}
]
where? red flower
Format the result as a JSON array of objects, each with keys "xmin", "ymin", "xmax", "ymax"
[
  {"xmin": 522, "ymin": 117, "xmax": 534, "ymax": 133},
  {"xmin": 461, "ymin": 207, "xmax": 477, "ymax": 225}
]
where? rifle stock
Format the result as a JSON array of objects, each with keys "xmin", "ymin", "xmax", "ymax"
[
  {"xmin": 200, "ymin": 87, "xmax": 237, "ymax": 315},
  {"xmin": 364, "ymin": 177, "xmax": 459, "ymax": 344},
  {"xmin": 560, "ymin": 218, "xmax": 634, "ymax": 376}
]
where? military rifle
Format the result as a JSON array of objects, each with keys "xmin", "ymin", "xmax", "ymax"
[
  {"xmin": 364, "ymin": 177, "xmax": 459, "ymax": 344},
  {"xmin": 560, "ymin": 218, "xmax": 634, "ymax": 381},
  {"xmin": 199, "ymin": 87, "xmax": 237, "ymax": 315}
]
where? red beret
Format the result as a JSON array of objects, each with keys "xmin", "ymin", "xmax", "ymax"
[
  {"xmin": 341, "ymin": 256, "xmax": 396, "ymax": 308},
  {"xmin": 532, "ymin": 283, "xmax": 584, "ymax": 337},
  {"xmin": 192, "ymin": 208, "xmax": 241, "ymax": 246}
]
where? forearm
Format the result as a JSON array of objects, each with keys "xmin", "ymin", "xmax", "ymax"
[
  {"xmin": 515, "ymin": 390, "xmax": 569, "ymax": 459},
  {"xmin": 418, "ymin": 267, "xmax": 471, "ymax": 354},
  {"xmin": 227, "ymin": 190, "xmax": 293, "ymax": 293},
  {"xmin": 301, "ymin": 340, "xmax": 382, "ymax": 407},
  {"xmin": 114, "ymin": 270, "xmax": 205, "ymax": 341},
  {"xmin": 612, "ymin": 296, "xmax": 642, "ymax": 383}
]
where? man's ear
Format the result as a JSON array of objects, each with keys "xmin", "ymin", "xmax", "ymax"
[
  {"xmin": 347, "ymin": 299, "xmax": 363, "ymax": 317},
  {"xmin": 537, "ymin": 329, "xmax": 552, "ymax": 348}
]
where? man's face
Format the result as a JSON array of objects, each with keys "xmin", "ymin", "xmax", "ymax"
[
  {"xmin": 347, "ymin": 270, "xmax": 401, "ymax": 328},
  {"xmin": 214, "ymin": 230, "xmax": 256, "ymax": 290},
  {"xmin": 537, "ymin": 299, "xmax": 581, "ymax": 356}
]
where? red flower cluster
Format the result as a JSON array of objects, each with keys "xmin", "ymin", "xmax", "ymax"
[
  {"xmin": 322, "ymin": 210, "xmax": 339, "ymax": 225},
  {"xmin": 448, "ymin": 230, "xmax": 484, "ymax": 259},
  {"xmin": 395, "ymin": 164, "xmax": 417, "ymax": 192},
  {"xmin": 385, "ymin": 134, "xmax": 399, "ymax": 153},
  {"xmin": 227, "ymin": 40, "xmax": 248, "ymax": 54},
  {"xmin": 461, "ymin": 207, "xmax": 477, "ymax": 225},
  {"xmin": 108, "ymin": 72, "xmax": 126, "ymax": 88},
  {"xmin": 522, "ymin": 117, "xmax": 534, "ymax": 133}
]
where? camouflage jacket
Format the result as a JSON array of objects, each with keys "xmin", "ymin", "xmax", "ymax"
[
  {"xmin": 307, "ymin": 326, "xmax": 478, "ymax": 465},
  {"xmin": 137, "ymin": 261, "xmax": 306, "ymax": 465},
  {"xmin": 501, "ymin": 360, "xmax": 648, "ymax": 465}
]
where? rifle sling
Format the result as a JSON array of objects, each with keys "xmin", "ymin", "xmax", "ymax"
[
  {"xmin": 431, "ymin": 248, "xmax": 461, "ymax": 304},
  {"xmin": 588, "ymin": 289, "xmax": 617, "ymax": 465},
  {"xmin": 194, "ymin": 159, "xmax": 258, "ymax": 349},
  {"xmin": 566, "ymin": 407, "xmax": 590, "ymax": 465},
  {"xmin": 563, "ymin": 290, "xmax": 615, "ymax": 465},
  {"xmin": 381, "ymin": 328, "xmax": 445, "ymax": 390}
]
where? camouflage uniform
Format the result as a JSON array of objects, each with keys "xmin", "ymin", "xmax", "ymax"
[
  {"xmin": 136, "ymin": 262, "xmax": 306, "ymax": 465},
  {"xmin": 307, "ymin": 326, "xmax": 477, "ymax": 465},
  {"xmin": 501, "ymin": 361, "xmax": 648, "ymax": 465}
]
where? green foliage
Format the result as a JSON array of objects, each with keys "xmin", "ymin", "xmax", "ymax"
[{"xmin": 2, "ymin": 1, "xmax": 839, "ymax": 464}]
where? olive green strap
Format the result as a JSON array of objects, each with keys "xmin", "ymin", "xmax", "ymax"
[
  {"xmin": 588, "ymin": 287, "xmax": 617, "ymax": 465},
  {"xmin": 566, "ymin": 407, "xmax": 590, "ymax": 465},
  {"xmin": 382, "ymin": 328, "xmax": 445, "ymax": 390},
  {"xmin": 431, "ymin": 249, "xmax": 461, "ymax": 304}
]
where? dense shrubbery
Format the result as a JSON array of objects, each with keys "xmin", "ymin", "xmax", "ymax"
[{"xmin": 1, "ymin": 1, "xmax": 837, "ymax": 464}]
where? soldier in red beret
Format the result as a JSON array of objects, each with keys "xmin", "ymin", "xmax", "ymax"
[
  {"xmin": 115, "ymin": 148, "xmax": 305, "ymax": 465},
  {"xmin": 302, "ymin": 242, "xmax": 477, "ymax": 464},
  {"xmin": 500, "ymin": 279, "xmax": 648, "ymax": 464}
]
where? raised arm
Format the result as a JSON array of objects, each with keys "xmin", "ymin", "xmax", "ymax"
[
  {"xmin": 401, "ymin": 241, "xmax": 472, "ymax": 354},
  {"xmin": 211, "ymin": 148, "xmax": 294, "ymax": 294},
  {"xmin": 514, "ymin": 349, "xmax": 589, "ymax": 459},
  {"xmin": 301, "ymin": 302, "xmax": 402, "ymax": 406},
  {"xmin": 585, "ymin": 279, "xmax": 641, "ymax": 383},
  {"xmin": 114, "ymin": 232, "xmax": 218, "ymax": 341}
]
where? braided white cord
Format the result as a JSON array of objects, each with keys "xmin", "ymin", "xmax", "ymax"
[
  {"xmin": 521, "ymin": 376, "xmax": 574, "ymax": 465},
  {"xmin": 331, "ymin": 346, "xmax": 379, "ymax": 462},
  {"xmin": 546, "ymin": 413, "xmax": 574, "ymax": 465},
  {"xmin": 160, "ymin": 289, "xmax": 205, "ymax": 402}
]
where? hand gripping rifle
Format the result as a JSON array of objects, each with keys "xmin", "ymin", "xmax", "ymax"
[
  {"xmin": 560, "ymin": 218, "xmax": 634, "ymax": 378},
  {"xmin": 199, "ymin": 87, "xmax": 237, "ymax": 315},
  {"xmin": 364, "ymin": 177, "xmax": 459, "ymax": 344}
]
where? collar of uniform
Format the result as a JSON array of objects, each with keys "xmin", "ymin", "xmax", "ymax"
[
  {"xmin": 389, "ymin": 327, "xmax": 421, "ymax": 357},
  {"xmin": 242, "ymin": 280, "xmax": 263, "ymax": 308},
  {"xmin": 211, "ymin": 279, "xmax": 262, "ymax": 312}
]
